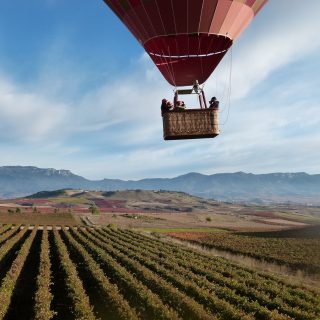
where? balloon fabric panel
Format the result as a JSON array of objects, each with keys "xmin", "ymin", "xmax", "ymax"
[
  {"xmin": 199, "ymin": 0, "xmax": 219, "ymax": 33},
  {"xmin": 103, "ymin": 0, "xmax": 268, "ymax": 86}
]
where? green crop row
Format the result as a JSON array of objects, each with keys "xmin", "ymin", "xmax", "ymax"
[
  {"xmin": 101, "ymin": 227, "xmax": 317, "ymax": 314},
  {"xmin": 98, "ymin": 227, "xmax": 316, "ymax": 320},
  {"xmin": 0, "ymin": 227, "xmax": 37, "ymax": 319},
  {"xmin": 95, "ymin": 229, "xmax": 287, "ymax": 320},
  {"xmin": 0, "ymin": 226, "xmax": 27, "ymax": 263},
  {"xmin": 0, "ymin": 226, "xmax": 318, "ymax": 320},
  {"xmin": 52, "ymin": 228, "xmax": 97, "ymax": 320},
  {"xmin": 61, "ymin": 227, "xmax": 139, "ymax": 320},
  {"xmin": 168, "ymin": 232, "xmax": 320, "ymax": 274},
  {"xmin": 121, "ymin": 228, "xmax": 318, "ymax": 303},
  {"xmin": 82, "ymin": 227, "xmax": 216, "ymax": 320},
  {"xmin": 0, "ymin": 225, "xmax": 13, "ymax": 237},
  {"xmin": 34, "ymin": 228, "xmax": 55, "ymax": 320},
  {"xmin": 70, "ymin": 228, "xmax": 180, "ymax": 320},
  {"xmin": 0, "ymin": 225, "xmax": 21, "ymax": 244}
]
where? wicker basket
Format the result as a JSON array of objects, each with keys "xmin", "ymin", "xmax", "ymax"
[{"xmin": 162, "ymin": 108, "xmax": 219, "ymax": 140}]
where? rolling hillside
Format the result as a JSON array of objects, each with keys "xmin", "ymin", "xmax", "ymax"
[{"xmin": 0, "ymin": 166, "xmax": 320, "ymax": 205}]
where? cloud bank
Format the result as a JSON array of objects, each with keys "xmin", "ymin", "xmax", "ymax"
[{"xmin": 0, "ymin": 0, "xmax": 319, "ymax": 179}]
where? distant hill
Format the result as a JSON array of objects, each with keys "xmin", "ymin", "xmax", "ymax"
[
  {"xmin": 0, "ymin": 166, "xmax": 320, "ymax": 204},
  {"xmin": 26, "ymin": 189, "xmax": 216, "ymax": 214},
  {"xmin": 0, "ymin": 166, "xmax": 88, "ymax": 199}
]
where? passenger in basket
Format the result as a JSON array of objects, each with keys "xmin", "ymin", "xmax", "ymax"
[
  {"xmin": 174, "ymin": 100, "xmax": 186, "ymax": 111},
  {"xmin": 209, "ymin": 97, "xmax": 219, "ymax": 109},
  {"xmin": 161, "ymin": 99, "xmax": 173, "ymax": 115}
]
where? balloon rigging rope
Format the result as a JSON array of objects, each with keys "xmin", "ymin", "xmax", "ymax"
[
  {"xmin": 127, "ymin": 0, "xmax": 168, "ymax": 81},
  {"xmin": 138, "ymin": 0, "xmax": 176, "ymax": 88},
  {"xmin": 154, "ymin": 0, "xmax": 177, "ymax": 88},
  {"xmin": 220, "ymin": 46, "xmax": 233, "ymax": 126},
  {"xmin": 167, "ymin": 46, "xmax": 178, "ymax": 88},
  {"xmin": 171, "ymin": 0, "xmax": 179, "ymax": 91},
  {"xmin": 198, "ymin": 37, "xmax": 205, "ymax": 83},
  {"xmin": 219, "ymin": 51, "xmax": 231, "ymax": 113},
  {"xmin": 187, "ymin": 1, "xmax": 190, "ymax": 60}
]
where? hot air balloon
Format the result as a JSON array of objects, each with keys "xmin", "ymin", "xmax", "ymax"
[{"xmin": 103, "ymin": 0, "xmax": 268, "ymax": 140}]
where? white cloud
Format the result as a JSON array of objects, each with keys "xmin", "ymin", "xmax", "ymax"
[
  {"xmin": 206, "ymin": 0, "xmax": 320, "ymax": 101},
  {"xmin": 0, "ymin": 0, "xmax": 319, "ymax": 179},
  {"xmin": 0, "ymin": 76, "xmax": 69, "ymax": 143}
]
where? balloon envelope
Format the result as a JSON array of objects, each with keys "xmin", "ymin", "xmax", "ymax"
[{"xmin": 104, "ymin": 0, "xmax": 268, "ymax": 86}]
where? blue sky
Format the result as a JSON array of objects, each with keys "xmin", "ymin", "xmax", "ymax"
[{"xmin": 0, "ymin": 0, "xmax": 319, "ymax": 180}]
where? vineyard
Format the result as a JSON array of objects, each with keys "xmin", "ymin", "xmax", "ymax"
[
  {"xmin": 0, "ymin": 210, "xmax": 78, "ymax": 226},
  {"xmin": 0, "ymin": 224, "xmax": 319, "ymax": 320},
  {"xmin": 167, "ymin": 226, "xmax": 320, "ymax": 276}
]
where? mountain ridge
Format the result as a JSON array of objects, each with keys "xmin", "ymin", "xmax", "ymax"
[{"xmin": 0, "ymin": 166, "xmax": 319, "ymax": 204}]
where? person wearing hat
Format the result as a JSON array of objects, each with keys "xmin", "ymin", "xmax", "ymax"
[
  {"xmin": 173, "ymin": 100, "xmax": 186, "ymax": 111},
  {"xmin": 209, "ymin": 97, "xmax": 219, "ymax": 109},
  {"xmin": 161, "ymin": 98, "xmax": 173, "ymax": 115}
]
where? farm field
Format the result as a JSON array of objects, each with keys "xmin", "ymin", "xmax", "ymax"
[
  {"xmin": 167, "ymin": 225, "xmax": 320, "ymax": 277},
  {"xmin": 0, "ymin": 210, "xmax": 78, "ymax": 226},
  {"xmin": 2, "ymin": 189, "xmax": 320, "ymax": 230},
  {"xmin": 0, "ymin": 224, "xmax": 319, "ymax": 320}
]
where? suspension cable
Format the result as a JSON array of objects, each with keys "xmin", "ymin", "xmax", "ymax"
[{"xmin": 220, "ymin": 46, "xmax": 233, "ymax": 126}]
